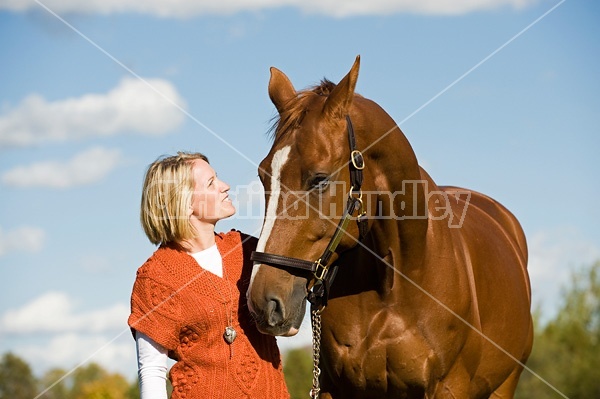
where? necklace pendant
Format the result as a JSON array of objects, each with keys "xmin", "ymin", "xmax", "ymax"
[{"xmin": 223, "ymin": 326, "xmax": 237, "ymax": 344}]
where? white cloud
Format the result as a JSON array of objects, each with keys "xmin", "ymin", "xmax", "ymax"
[
  {"xmin": 0, "ymin": 291, "xmax": 129, "ymax": 334},
  {"xmin": 528, "ymin": 227, "xmax": 600, "ymax": 319},
  {"xmin": 17, "ymin": 333, "xmax": 137, "ymax": 380},
  {"xmin": 0, "ymin": 292, "xmax": 136, "ymax": 378},
  {"xmin": 0, "ymin": 77, "xmax": 185, "ymax": 148},
  {"xmin": 0, "ymin": 0, "xmax": 539, "ymax": 17},
  {"xmin": 0, "ymin": 225, "xmax": 45, "ymax": 256},
  {"xmin": 1, "ymin": 146, "xmax": 123, "ymax": 188}
]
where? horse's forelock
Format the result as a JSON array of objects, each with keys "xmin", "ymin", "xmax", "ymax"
[
  {"xmin": 269, "ymin": 79, "xmax": 338, "ymax": 142},
  {"xmin": 313, "ymin": 79, "xmax": 337, "ymax": 96}
]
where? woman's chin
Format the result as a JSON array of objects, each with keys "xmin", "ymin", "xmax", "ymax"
[{"xmin": 219, "ymin": 206, "xmax": 236, "ymax": 220}]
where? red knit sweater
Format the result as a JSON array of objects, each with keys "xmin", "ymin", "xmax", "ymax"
[{"xmin": 128, "ymin": 231, "xmax": 289, "ymax": 399}]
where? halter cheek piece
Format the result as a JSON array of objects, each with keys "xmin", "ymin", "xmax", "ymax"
[{"xmin": 251, "ymin": 115, "xmax": 367, "ymax": 308}]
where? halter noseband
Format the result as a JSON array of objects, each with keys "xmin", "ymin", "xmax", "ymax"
[{"xmin": 251, "ymin": 115, "xmax": 367, "ymax": 308}]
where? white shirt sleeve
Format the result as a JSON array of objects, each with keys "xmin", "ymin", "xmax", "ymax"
[{"xmin": 135, "ymin": 330, "xmax": 169, "ymax": 399}]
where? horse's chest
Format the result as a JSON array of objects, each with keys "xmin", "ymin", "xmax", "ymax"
[{"xmin": 322, "ymin": 308, "xmax": 436, "ymax": 394}]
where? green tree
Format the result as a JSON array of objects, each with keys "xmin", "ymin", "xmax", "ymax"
[
  {"xmin": 37, "ymin": 367, "xmax": 69, "ymax": 399},
  {"xmin": 69, "ymin": 363, "xmax": 108, "ymax": 399},
  {"xmin": 517, "ymin": 261, "xmax": 600, "ymax": 398},
  {"xmin": 67, "ymin": 362, "xmax": 138, "ymax": 399},
  {"xmin": 77, "ymin": 372, "xmax": 130, "ymax": 399},
  {"xmin": 126, "ymin": 378, "xmax": 140, "ymax": 399},
  {"xmin": 0, "ymin": 352, "xmax": 142, "ymax": 399},
  {"xmin": 283, "ymin": 347, "xmax": 313, "ymax": 399},
  {"xmin": 0, "ymin": 352, "xmax": 37, "ymax": 399}
]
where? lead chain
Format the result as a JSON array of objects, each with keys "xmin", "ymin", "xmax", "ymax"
[{"xmin": 309, "ymin": 308, "xmax": 323, "ymax": 399}]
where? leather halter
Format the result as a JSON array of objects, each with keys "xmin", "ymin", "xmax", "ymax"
[{"xmin": 251, "ymin": 115, "xmax": 367, "ymax": 308}]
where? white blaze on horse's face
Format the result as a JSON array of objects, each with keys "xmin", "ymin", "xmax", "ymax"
[{"xmin": 248, "ymin": 145, "xmax": 291, "ymax": 300}]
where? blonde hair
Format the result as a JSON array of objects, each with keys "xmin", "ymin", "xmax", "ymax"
[{"xmin": 140, "ymin": 152, "xmax": 209, "ymax": 245}]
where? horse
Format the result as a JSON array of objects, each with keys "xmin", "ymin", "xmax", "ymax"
[{"xmin": 246, "ymin": 56, "xmax": 533, "ymax": 398}]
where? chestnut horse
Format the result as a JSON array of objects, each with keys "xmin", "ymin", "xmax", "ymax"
[{"xmin": 247, "ymin": 56, "xmax": 533, "ymax": 398}]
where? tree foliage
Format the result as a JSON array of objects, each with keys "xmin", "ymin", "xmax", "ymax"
[
  {"xmin": 77, "ymin": 372, "xmax": 130, "ymax": 399},
  {"xmin": 516, "ymin": 261, "xmax": 600, "ymax": 398},
  {"xmin": 0, "ymin": 352, "xmax": 37, "ymax": 399},
  {"xmin": 0, "ymin": 358, "xmax": 139, "ymax": 399},
  {"xmin": 38, "ymin": 367, "xmax": 69, "ymax": 399},
  {"xmin": 283, "ymin": 347, "xmax": 313, "ymax": 399}
]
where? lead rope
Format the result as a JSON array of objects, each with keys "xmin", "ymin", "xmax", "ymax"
[{"xmin": 309, "ymin": 307, "xmax": 323, "ymax": 399}]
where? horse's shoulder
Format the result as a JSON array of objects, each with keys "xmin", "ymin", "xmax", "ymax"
[
  {"xmin": 441, "ymin": 186, "xmax": 515, "ymax": 225},
  {"xmin": 439, "ymin": 185, "xmax": 529, "ymax": 295}
]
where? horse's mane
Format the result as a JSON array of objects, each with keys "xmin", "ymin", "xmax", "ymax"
[{"xmin": 269, "ymin": 78, "xmax": 337, "ymax": 141}]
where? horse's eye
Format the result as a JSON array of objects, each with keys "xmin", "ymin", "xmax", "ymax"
[{"xmin": 309, "ymin": 174, "xmax": 330, "ymax": 191}]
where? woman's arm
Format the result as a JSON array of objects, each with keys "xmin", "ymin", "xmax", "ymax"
[{"xmin": 135, "ymin": 330, "xmax": 168, "ymax": 399}]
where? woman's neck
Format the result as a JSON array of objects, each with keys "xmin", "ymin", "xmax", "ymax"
[{"xmin": 179, "ymin": 221, "xmax": 217, "ymax": 253}]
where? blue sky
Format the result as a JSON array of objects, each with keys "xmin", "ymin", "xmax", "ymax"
[{"xmin": 0, "ymin": 0, "xmax": 598, "ymax": 386}]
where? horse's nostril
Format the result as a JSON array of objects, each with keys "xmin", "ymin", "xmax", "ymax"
[{"xmin": 266, "ymin": 297, "xmax": 285, "ymax": 327}]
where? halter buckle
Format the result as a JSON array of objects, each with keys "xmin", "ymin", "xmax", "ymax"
[
  {"xmin": 313, "ymin": 258, "xmax": 329, "ymax": 281},
  {"xmin": 350, "ymin": 150, "xmax": 365, "ymax": 170}
]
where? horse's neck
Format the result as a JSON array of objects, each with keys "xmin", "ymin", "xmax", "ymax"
[
  {"xmin": 366, "ymin": 163, "xmax": 471, "ymax": 302},
  {"xmin": 365, "ymin": 215, "xmax": 426, "ymax": 293},
  {"xmin": 361, "ymin": 123, "xmax": 446, "ymax": 292},
  {"xmin": 365, "ymin": 126, "xmax": 429, "ymax": 258}
]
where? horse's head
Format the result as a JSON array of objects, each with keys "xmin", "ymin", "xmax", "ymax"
[{"xmin": 246, "ymin": 56, "xmax": 378, "ymax": 335}]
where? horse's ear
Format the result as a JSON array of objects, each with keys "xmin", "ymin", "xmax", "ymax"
[
  {"xmin": 269, "ymin": 67, "xmax": 296, "ymax": 114},
  {"xmin": 323, "ymin": 55, "xmax": 360, "ymax": 119}
]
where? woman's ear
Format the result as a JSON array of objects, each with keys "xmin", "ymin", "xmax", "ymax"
[{"xmin": 187, "ymin": 196, "xmax": 195, "ymax": 217}]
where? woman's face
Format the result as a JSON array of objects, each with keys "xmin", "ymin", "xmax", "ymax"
[{"xmin": 189, "ymin": 159, "xmax": 236, "ymax": 224}]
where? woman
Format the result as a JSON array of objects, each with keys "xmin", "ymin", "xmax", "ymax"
[{"xmin": 128, "ymin": 152, "xmax": 289, "ymax": 399}]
